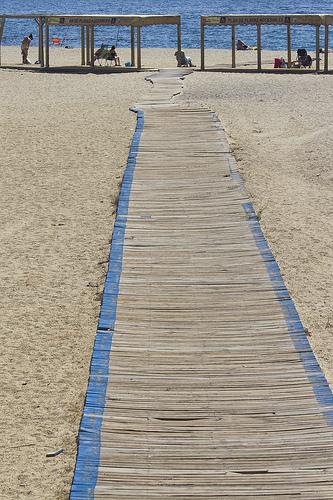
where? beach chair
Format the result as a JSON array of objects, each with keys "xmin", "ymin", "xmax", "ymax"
[
  {"xmin": 94, "ymin": 44, "xmax": 109, "ymax": 65},
  {"xmin": 237, "ymin": 39, "xmax": 249, "ymax": 50}
]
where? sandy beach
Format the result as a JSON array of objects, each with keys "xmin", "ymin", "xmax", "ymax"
[
  {"xmin": 0, "ymin": 53, "xmax": 148, "ymax": 499},
  {"xmin": 1, "ymin": 46, "xmax": 333, "ymax": 498},
  {"xmin": 1, "ymin": 45, "xmax": 332, "ymax": 70},
  {"xmin": 180, "ymin": 70, "xmax": 333, "ymax": 380}
]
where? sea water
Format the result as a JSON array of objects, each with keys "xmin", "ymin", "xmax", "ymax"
[{"xmin": 1, "ymin": 0, "xmax": 332, "ymax": 50}]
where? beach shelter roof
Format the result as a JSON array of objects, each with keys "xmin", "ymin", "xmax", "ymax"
[
  {"xmin": 202, "ymin": 14, "xmax": 324, "ymax": 26},
  {"xmin": 45, "ymin": 14, "xmax": 180, "ymax": 27},
  {"xmin": 323, "ymin": 15, "xmax": 333, "ymax": 25}
]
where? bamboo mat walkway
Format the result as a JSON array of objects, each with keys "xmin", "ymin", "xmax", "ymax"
[{"xmin": 71, "ymin": 70, "xmax": 333, "ymax": 499}]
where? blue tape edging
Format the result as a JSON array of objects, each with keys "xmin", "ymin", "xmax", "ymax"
[
  {"xmin": 242, "ymin": 201, "xmax": 333, "ymax": 425},
  {"xmin": 213, "ymin": 107, "xmax": 333, "ymax": 424},
  {"xmin": 70, "ymin": 109, "xmax": 144, "ymax": 499}
]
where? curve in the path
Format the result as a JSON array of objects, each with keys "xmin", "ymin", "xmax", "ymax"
[{"xmin": 71, "ymin": 70, "xmax": 333, "ymax": 500}]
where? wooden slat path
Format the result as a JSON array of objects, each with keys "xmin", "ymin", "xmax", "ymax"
[{"xmin": 71, "ymin": 70, "xmax": 333, "ymax": 499}]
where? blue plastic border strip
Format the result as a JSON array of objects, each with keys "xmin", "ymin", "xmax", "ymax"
[
  {"xmin": 242, "ymin": 202, "xmax": 333, "ymax": 425},
  {"xmin": 215, "ymin": 108, "xmax": 333, "ymax": 424},
  {"xmin": 70, "ymin": 109, "xmax": 144, "ymax": 499},
  {"xmin": 215, "ymin": 113, "xmax": 333, "ymax": 425}
]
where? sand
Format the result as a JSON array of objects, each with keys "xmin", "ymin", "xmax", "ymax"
[
  {"xmin": 1, "ymin": 45, "xmax": 332, "ymax": 70},
  {"xmin": 1, "ymin": 46, "xmax": 333, "ymax": 498},
  {"xmin": 0, "ymin": 57, "xmax": 148, "ymax": 499}
]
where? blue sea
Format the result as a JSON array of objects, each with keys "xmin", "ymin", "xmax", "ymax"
[{"xmin": 1, "ymin": 0, "xmax": 332, "ymax": 50}]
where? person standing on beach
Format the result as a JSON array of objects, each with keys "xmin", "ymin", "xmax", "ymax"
[{"xmin": 21, "ymin": 33, "xmax": 33, "ymax": 64}]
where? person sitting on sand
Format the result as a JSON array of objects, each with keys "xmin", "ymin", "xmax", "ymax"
[
  {"xmin": 174, "ymin": 50, "xmax": 195, "ymax": 67},
  {"xmin": 236, "ymin": 39, "xmax": 249, "ymax": 51},
  {"xmin": 108, "ymin": 45, "xmax": 120, "ymax": 66},
  {"xmin": 21, "ymin": 33, "xmax": 33, "ymax": 64}
]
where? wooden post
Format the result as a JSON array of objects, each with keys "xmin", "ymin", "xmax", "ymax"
[
  {"xmin": 45, "ymin": 20, "xmax": 49, "ymax": 68},
  {"xmin": 86, "ymin": 25, "xmax": 90, "ymax": 65},
  {"xmin": 231, "ymin": 24, "xmax": 236, "ymax": 69},
  {"xmin": 81, "ymin": 26, "xmax": 85, "ymax": 65},
  {"xmin": 38, "ymin": 17, "xmax": 44, "ymax": 67},
  {"xmin": 131, "ymin": 26, "xmax": 135, "ymax": 66},
  {"xmin": 0, "ymin": 17, "xmax": 5, "ymax": 67},
  {"xmin": 324, "ymin": 24, "xmax": 329, "ymax": 73},
  {"xmin": 200, "ymin": 18, "xmax": 205, "ymax": 71},
  {"xmin": 137, "ymin": 25, "xmax": 141, "ymax": 70},
  {"xmin": 177, "ymin": 20, "xmax": 181, "ymax": 52},
  {"xmin": 316, "ymin": 25, "xmax": 320, "ymax": 72},
  {"xmin": 257, "ymin": 24, "xmax": 262, "ymax": 71},
  {"xmin": 90, "ymin": 25, "xmax": 94, "ymax": 68},
  {"xmin": 287, "ymin": 24, "xmax": 292, "ymax": 68}
]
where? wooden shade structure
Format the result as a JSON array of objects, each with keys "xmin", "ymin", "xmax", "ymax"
[
  {"xmin": 0, "ymin": 13, "xmax": 181, "ymax": 70},
  {"xmin": 45, "ymin": 15, "xmax": 181, "ymax": 69},
  {"xmin": 0, "ymin": 16, "xmax": 5, "ymax": 66},
  {"xmin": 200, "ymin": 14, "xmax": 332, "ymax": 73},
  {"xmin": 0, "ymin": 14, "xmax": 46, "ymax": 67},
  {"xmin": 324, "ymin": 15, "xmax": 333, "ymax": 73}
]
